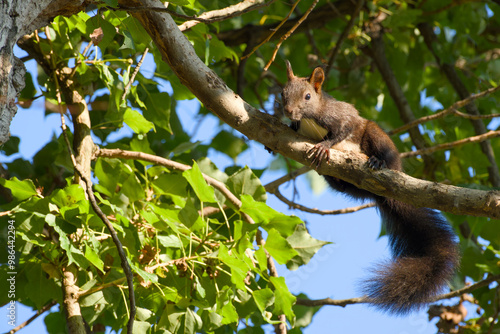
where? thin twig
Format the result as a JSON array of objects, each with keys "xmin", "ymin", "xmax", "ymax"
[
  {"xmin": 400, "ymin": 130, "xmax": 500, "ymax": 158},
  {"xmin": 296, "ymin": 296, "xmax": 367, "ymax": 307},
  {"xmin": 431, "ymin": 273, "xmax": 500, "ymax": 302},
  {"xmin": 264, "ymin": 0, "xmax": 320, "ymax": 70},
  {"xmin": 296, "ymin": 273, "xmax": 500, "ymax": 308},
  {"xmin": 389, "ymin": 85, "xmax": 500, "ymax": 135},
  {"xmin": 264, "ymin": 166, "xmax": 311, "ymax": 192},
  {"xmin": 179, "ymin": 0, "xmax": 278, "ymax": 31},
  {"xmin": 242, "ymin": 0, "xmax": 302, "ymax": 61},
  {"xmin": 121, "ymin": 47, "xmax": 149, "ymax": 101},
  {"xmin": 325, "ymin": 0, "xmax": 364, "ymax": 79},
  {"xmin": 273, "ymin": 187, "xmax": 376, "ymax": 214},
  {"xmin": 419, "ymin": 21, "xmax": 500, "ymax": 187},
  {"xmin": 56, "ymin": 90, "xmax": 135, "ymax": 334},
  {"xmin": 255, "ymin": 229, "xmax": 287, "ymax": 334},
  {"xmin": 8, "ymin": 300, "xmax": 57, "ymax": 334},
  {"xmin": 116, "ymin": 5, "xmax": 214, "ymax": 23},
  {"xmin": 94, "ymin": 148, "xmax": 256, "ymax": 225}
]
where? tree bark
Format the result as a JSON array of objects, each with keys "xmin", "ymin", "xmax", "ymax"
[
  {"xmin": 0, "ymin": 0, "xmax": 88, "ymax": 145},
  {"xmin": 62, "ymin": 264, "xmax": 89, "ymax": 334}
]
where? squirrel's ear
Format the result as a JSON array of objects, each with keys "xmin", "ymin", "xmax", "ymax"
[
  {"xmin": 285, "ymin": 60, "xmax": 294, "ymax": 80},
  {"xmin": 309, "ymin": 67, "xmax": 325, "ymax": 93}
]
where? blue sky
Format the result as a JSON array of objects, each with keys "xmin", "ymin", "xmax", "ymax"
[{"xmin": 0, "ymin": 48, "xmax": 462, "ymax": 334}]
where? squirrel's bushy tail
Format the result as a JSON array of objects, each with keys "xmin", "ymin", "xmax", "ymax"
[{"xmin": 363, "ymin": 197, "xmax": 460, "ymax": 314}]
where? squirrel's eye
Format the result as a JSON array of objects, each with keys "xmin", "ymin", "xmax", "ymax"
[{"xmin": 305, "ymin": 93, "xmax": 311, "ymax": 100}]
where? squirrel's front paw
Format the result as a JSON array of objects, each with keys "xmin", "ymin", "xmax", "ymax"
[{"xmin": 307, "ymin": 143, "xmax": 330, "ymax": 168}]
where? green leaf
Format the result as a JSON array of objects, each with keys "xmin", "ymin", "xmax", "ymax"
[
  {"xmin": 152, "ymin": 172, "xmax": 188, "ymax": 197},
  {"xmin": 84, "ymin": 244, "xmax": 104, "ymax": 272},
  {"xmin": 252, "ymin": 288, "xmax": 274, "ymax": 314},
  {"xmin": 293, "ymin": 293, "xmax": 321, "ymax": 328},
  {"xmin": 182, "ymin": 161, "xmax": 216, "ymax": 203},
  {"xmin": 25, "ymin": 262, "xmax": 62, "ymax": 309},
  {"xmin": 121, "ymin": 172, "xmax": 145, "ymax": 202},
  {"xmin": 80, "ymin": 290, "xmax": 106, "ymax": 307},
  {"xmin": 220, "ymin": 301, "xmax": 239, "ymax": 325},
  {"xmin": 130, "ymin": 262, "xmax": 159, "ymax": 284},
  {"xmin": 226, "ymin": 167, "xmax": 267, "ymax": 202},
  {"xmin": 123, "ymin": 108, "xmax": 155, "ymax": 134},
  {"xmin": 270, "ymin": 276, "xmax": 296, "ymax": 324},
  {"xmin": 146, "ymin": 204, "xmax": 181, "ymax": 234},
  {"xmin": 218, "ymin": 244, "xmax": 249, "ymax": 290},
  {"xmin": 171, "ymin": 140, "xmax": 201, "ymax": 156},
  {"xmin": 132, "ymin": 320, "xmax": 153, "ymax": 333},
  {"xmin": 119, "ymin": 30, "xmax": 136, "ymax": 51},
  {"xmin": 93, "ymin": 158, "xmax": 125, "ymax": 196},
  {"xmin": 267, "ymin": 215, "xmax": 303, "ymax": 238},
  {"xmin": 50, "ymin": 184, "xmax": 86, "ymax": 208},
  {"xmin": 184, "ymin": 308, "xmax": 203, "ymax": 334},
  {"xmin": 157, "ymin": 235, "xmax": 183, "ymax": 248},
  {"xmin": 0, "ymin": 177, "xmax": 37, "ymax": 201},
  {"xmin": 264, "ymin": 229, "xmax": 299, "ymax": 265},
  {"xmin": 239, "ymin": 194, "xmax": 279, "ymax": 225},
  {"xmin": 211, "ymin": 130, "xmax": 248, "ymax": 160},
  {"xmin": 143, "ymin": 92, "xmax": 171, "ymax": 133},
  {"xmin": 286, "ymin": 224, "xmax": 331, "ymax": 270},
  {"xmin": 2, "ymin": 136, "xmax": 20, "ymax": 155}
]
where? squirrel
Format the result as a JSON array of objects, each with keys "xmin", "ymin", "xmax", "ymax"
[{"xmin": 281, "ymin": 60, "xmax": 460, "ymax": 314}]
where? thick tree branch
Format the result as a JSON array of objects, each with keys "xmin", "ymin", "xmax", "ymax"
[
  {"xmin": 62, "ymin": 264, "xmax": 89, "ymax": 334},
  {"xmin": 0, "ymin": 0, "xmax": 89, "ymax": 145},
  {"xmin": 119, "ymin": 0, "xmax": 500, "ymax": 219}
]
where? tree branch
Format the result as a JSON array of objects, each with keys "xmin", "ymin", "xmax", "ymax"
[
  {"xmin": 94, "ymin": 148, "xmax": 256, "ymax": 225},
  {"xmin": 119, "ymin": 0, "xmax": 500, "ymax": 219},
  {"xmin": 401, "ymin": 130, "xmax": 500, "ymax": 158},
  {"xmin": 217, "ymin": 1, "xmax": 354, "ymax": 47},
  {"xmin": 418, "ymin": 22, "xmax": 500, "ymax": 187},
  {"xmin": 272, "ymin": 186, "xmax": 376, "ymax": 215},
  {"xmin": 296, "ymin": 273, "xmax": 500, "ymax": 308},
  {"xmin": 8, "ymin": 300, "xmax": 57, "ymax": 334},
  {"xmin": 241, "ymin": 0, "xmax": 302, "ymax": 61},
  {"xmin": 256, "ymin": 229, "xmax": 287, "ymax": 334},
  {"xmin": 388, "ymin": 85, "xmax": 500, "ymax": 135},
  {"xmin": 325, "ymin": 0, "xmax": 364, "ymax": 78},
  {"xmin": 22, "ymin": 29, "xmax": 138, "ymax": 333},
  {"xmin": 264, "ymin": 166, "xmax": 311, "ymax": 192},
  {"xmin": 264, "ymin": 0, "xmax": 320, "ymax": 70},
  {"xmin": 179, "ymin": 0, "xmax": 277, "ymax": 31},
  {"xmin": 62, "ymin": 264, "xmax": 89, "ymax": 334}
]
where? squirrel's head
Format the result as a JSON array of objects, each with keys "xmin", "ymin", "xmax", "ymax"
[{"xmin": 282, "ymin": 60, "xmax": 325, "ymax": 121}]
